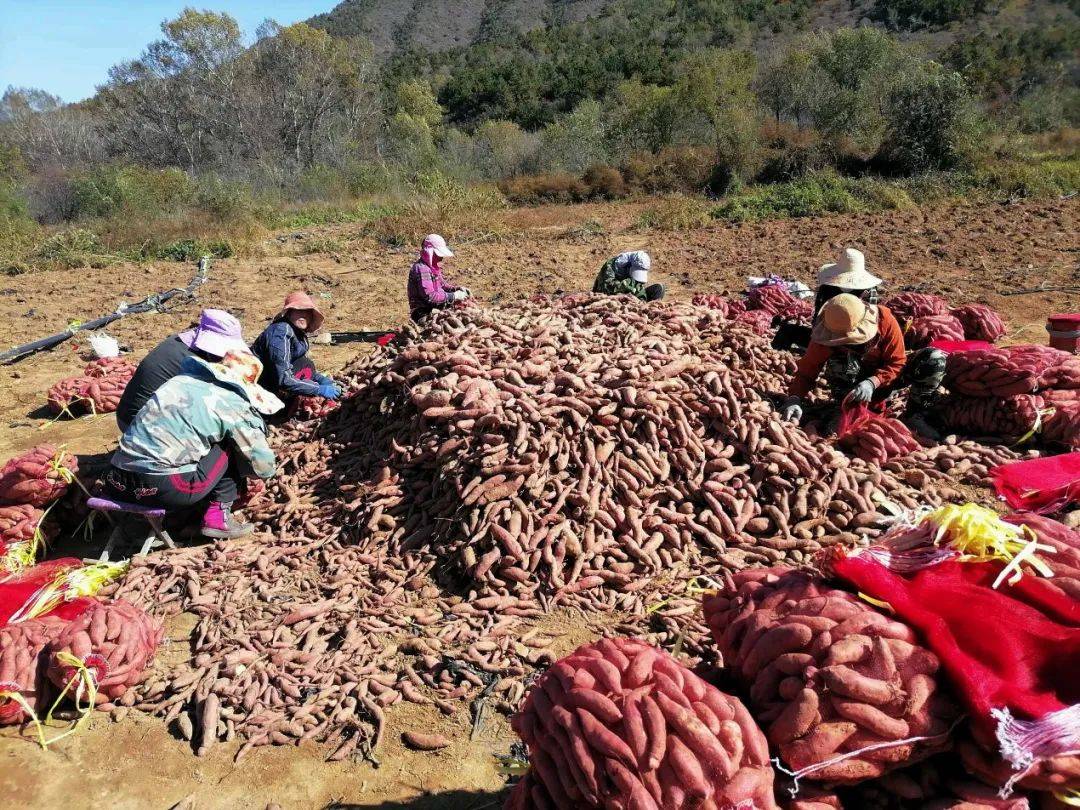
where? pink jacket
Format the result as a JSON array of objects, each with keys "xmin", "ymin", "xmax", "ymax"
[{"xmin": 407, "ymin": 257, "xmax": 458, "ymax": 318}]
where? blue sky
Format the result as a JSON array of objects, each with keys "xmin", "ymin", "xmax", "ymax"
[{"xmin": 0, "ymin": 1, "xmax": 332, "ymax": 103}]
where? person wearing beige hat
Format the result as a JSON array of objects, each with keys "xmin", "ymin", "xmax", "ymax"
[
  {"xmin": 251, "ymin": 291, "xmax": 340, "ymax": 414},
  {"xmin": 781, "ymin": 293, "xmax": 906, "ymax": 423},
  {"xmin": 813, "ymin": 247, "xmax": 883, "ymax": 318}
]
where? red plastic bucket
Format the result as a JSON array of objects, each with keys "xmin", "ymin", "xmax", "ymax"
[{"xmin": 1047, "ymin": 313, "xmax": 1080, "ymax": 353}]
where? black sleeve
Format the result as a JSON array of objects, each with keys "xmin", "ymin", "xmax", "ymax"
[{"xmin": 116, "ymin": 336, "xmax": 192, "ymax": 429}]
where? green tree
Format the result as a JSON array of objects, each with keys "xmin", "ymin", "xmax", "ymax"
[
  {"xmin": 881, "ymin": 63, "xmax": 981, "ymax": 172},
  {"xmin": 675, "ymin": 48, "xmax": 760, "ymax": 183},
  {"xmin": 540, "ymin": 100, "xmax": 608, "ymax": 172},
  {"xmin": 607, "ymin": 80, "xmax": 679, "ymax": 156}
]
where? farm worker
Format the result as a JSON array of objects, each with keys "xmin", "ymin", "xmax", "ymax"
[
  {"xmin": 592, "ymin": 251, "xmax": 665, "ymax": 301},
  {"xmin": 116, "ymin": 309, "xmax": 249, "ymax": 432},
  {"xmin": 780, "ymin": 294, "xmax": 945, "ymax": 438},
  {"xmin": 813, "ymin": 247, "xmax": 882, "ymax": 318},
  {"xmin": 407, "ymin": 234, "xmax": 471, "ymax": 321},
  {"xmin": 101, "ymin": 351, "xmax": 281, "ymax": 539},
  {"xmin": 774, "ymin": 247, "xmax": 882, "ymax": 353},
  {"xmin": 251, "ymin": 291, "xmax": 340, "ymax": 416}
]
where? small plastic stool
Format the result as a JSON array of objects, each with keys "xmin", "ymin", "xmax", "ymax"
[{"xmin": 87, "ymin": 497, "xmax": 177, "ymax": 561}]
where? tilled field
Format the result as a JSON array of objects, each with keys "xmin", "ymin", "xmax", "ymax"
[{"xmin": 0, "ymin": 196, "xmax": 1077, "ymax": 808}]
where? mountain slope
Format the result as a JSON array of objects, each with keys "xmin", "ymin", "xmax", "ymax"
[{"xmin": 307, "ymin": 0, "xmax": 610, "ymax": 54}]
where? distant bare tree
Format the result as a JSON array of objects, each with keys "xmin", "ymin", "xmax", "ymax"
[{"xmin": 0, "ymin": 87, "xmax": 103, "ymax": 170}]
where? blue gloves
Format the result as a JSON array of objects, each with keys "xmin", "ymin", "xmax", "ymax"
[
  {"xmin": 317, "ymin": 381, "xmax": 341, "ymax": 400},
  {"xmin": 845, "ymin": 379, "xmax": 876, "ymax": 405},
  {"xmin": 313, "ymin": 373, "xmax": 330, "ymax": 386}
]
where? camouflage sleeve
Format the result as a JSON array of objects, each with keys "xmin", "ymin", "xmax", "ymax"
[
  {"xmin": 226, "ymin": 406, "xmax": 277, "ymax": 479},
  {"xmin": 593, "ymin": 260, "xmax": 647, "ymax": 299}
]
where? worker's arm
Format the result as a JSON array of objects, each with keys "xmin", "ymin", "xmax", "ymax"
[
  {"xmin": 226, "ymin": 405, "xmax": 277, "ymax": 479},
  {"xmin": 868, "ymin": 309, "xmax": 907, "ymax": 389},
  {"xmin": 264, "ymin": 323, "xmax": 321, "ymax": 398},
  {"xmin": 789, "ymin": 342, "xmax": 832, "ymax": 398}
]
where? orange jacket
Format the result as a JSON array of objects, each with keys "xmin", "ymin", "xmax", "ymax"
[{"xmin": 789, "ymin": 305, "xmax": 907, "ymax": 399}]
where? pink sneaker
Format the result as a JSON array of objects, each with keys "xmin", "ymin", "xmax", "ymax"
[{"xmin": 201, "ymin": 501, "xmax": 254, "ymax": 539}]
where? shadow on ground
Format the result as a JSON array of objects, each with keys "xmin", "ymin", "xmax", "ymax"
[{"xmin": 327, "ymin": 788, "xmax": 509, "ymax": 810}]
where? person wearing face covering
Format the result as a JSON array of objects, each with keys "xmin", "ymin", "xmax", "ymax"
[
  {"xmin": 593, "ymin": 251, "xmax": 664, "ymax": 301},
  {"xmin": 251, "ymin": 292, "xmax": 340, "ymax": 413},
  {"xmin": 408, "ymin": 234, "xmax": 470, "ymax": 321}
]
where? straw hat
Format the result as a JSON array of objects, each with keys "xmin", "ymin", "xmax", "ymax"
[
  {"xmin": 811, "ymin": 294, "xmax": 880, "ymax": 346},
  {"xmin": 279, "ymin": 291, "xmax": 324, "ymax": 333},
  {"xmin": 817, "ymin": 248, "xmax": 882, "ymax": 290}
]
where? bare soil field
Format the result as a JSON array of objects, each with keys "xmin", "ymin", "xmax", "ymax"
[{"xmin": 0, "ymin": 197, "xmax": 1076, "ymax": 808}]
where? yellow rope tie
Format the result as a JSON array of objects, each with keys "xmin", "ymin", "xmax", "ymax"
[
  {"xmin": 43, "ymin": 652, "xmax": 99, "ymax": 745},
  {"xmin": 0, "ymin": 689, "xmax": 48, "ymax": 748},
  {"xmin": 1054, "ymin": 790, "xmax": 1080, "ymax": 807},
  {"xmin": 1011, "ymin": 407, "xmax": 1056, "ymax": 449},
  {"xmin": 923, "ymin": 503, "xmax": 1055, "ymax": 588}
]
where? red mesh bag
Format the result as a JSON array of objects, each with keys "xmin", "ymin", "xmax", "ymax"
[
  {"xmin": 0, "ymin": 444, "xmax": 78, "ymax": 507},
  {"xmin": 1002, "ymin": 513, "xmax": 1080, "ymax": 601},
  {"xmin": 0, "ymin": 504, "xmax": 47, "ymax": 548},
  {"xmin": 692, "ymin": 294, "xmax": 731, "ymax": 317},
  {"xmin": 957, "ymin": 735, "xmax": 1080, "ymax": 795},
  {"xmin": 0, "ymin": 617, "xmax": 68, "ymax": 726},
  {"xmin": 509, "ymin": 637, "xmax": 778, "ymax": 809},
  {"xmin": 950, "ymin": 304, "xmax": 1007, "ymax": 343},
  {"xmin": 906, "ymin": 315, "xmax": 965, "ymax": 351},
  {"xmin": 0, "ymin": 559, "xmax": 93, "ymax": 626},
  {"xmin": 1012, "ymin": 347, "xmax": 1080, "ymax": 391},
  {"xmin": 1042, "ymin": 403, "xmax": 1080, "ymax": 450},
  {"xmin": 703, "ymin": 568, "xmax": 957, "ymax": 785},
  {"xmin": 46, "ymin": 599, "xmax": 163, "ymax": 705},
  {"xmin": 837, "ymin": 405, "xmax": 920, "ymax": 464},
  {"xmin": 748, "ymin": 285, "xmax": 813, "ymax": 322},
  {"xmin": 84, "ymin": 376, "xmax": 129, "ymax": 413},
  {"xmin": 939, "ymin": 394, "xmax": 1044, "ymax": 441},
  {"xmin": 1043, "ymin": 389, "xmax": 1080, "ymax": 408},
  {"xmin": 839, "ymin": 755, "xmax": 1032, "ymax": 809},
  {"xmin": 83, "ymin": 357, "xmax": 136, "ymax": 380},
  {"xmin": 727, "ymin": 297, "xmax": 749, "ymax": 316},
  {"xmin": 944, "ymin": 350, "xmax": 1045, "ymax": 398},
  {"xmin": 46, "ymin": 377, "xmax": 93, "ymax": 416},
  {"xmin": 736, "ymin": 309, "xmax": 776, "ymax": 335},
  {"xmin": 883, "ymin": 293, "xmax": 950, "ymax": 323}
]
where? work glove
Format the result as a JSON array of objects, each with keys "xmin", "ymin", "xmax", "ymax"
[
  {"xmin": 845, "ymin": 379, "xmax": 877, "ymax": 405},
  {"xmin": 313, "ymin": 373, "xmax": 330, "ymax": 386},
  {"xmin": 460, "ymin": 287, "xmax": 472, "ymax": 298},
  {"xmin": 452, "ymin": 289, "xmax": 468, "ymax": 302},
  {"xmin": 317, "ymin": 381, "xmax": 341, "ymax": 401},
  {"xmin": 781, "ymin": 397, "xmax": 803, "ymax": 423}
]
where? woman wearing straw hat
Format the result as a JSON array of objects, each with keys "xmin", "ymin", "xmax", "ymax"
[
  {"xmin": 251, "ymin": 291, "xmax": 340, "ymax": 415},
  {"xmin": 780, "ymin": 293, "xmax": 943, "ymax": 437},
  {"xmin": 102, "ymin": 351, "xmax": 282, "ymax": 539}
]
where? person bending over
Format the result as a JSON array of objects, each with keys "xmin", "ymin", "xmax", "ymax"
[{"xmin": 101, "ymin": 351, "xmax": 281, "ymax": 539}]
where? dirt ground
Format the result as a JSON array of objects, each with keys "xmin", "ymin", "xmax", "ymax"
[{"xmin": 0, "ymin": 196, "xmax": 1077, "ymax": 808}]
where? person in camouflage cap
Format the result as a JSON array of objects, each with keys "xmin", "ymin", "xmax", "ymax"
[
  {"xmin": 592, "ymin": 251, "xmax": 665, "ymax": 302},
  {"xmin": 102, "ymin": 351, "xmax": 283, "ymax": 539}
]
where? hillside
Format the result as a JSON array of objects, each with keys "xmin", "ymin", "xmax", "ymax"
[{"xmin": 308, "ymin": 0, "xmax": 610, "ymax": 54}]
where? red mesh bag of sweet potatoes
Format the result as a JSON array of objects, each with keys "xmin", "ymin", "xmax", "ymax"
[
  {"xmin": 950, "ymin": 304, "xmax": 1007, "ymax": 343},
  {"xmin": 939, "ymin": 394, "xmax": 1044, "ymax": 441},
  {"xmin": 944, "ymin": 350, "xmax": 1045, "ymax": 398},
  {"xmin": 837, "ymin": 406, "xmax": 920, "ymax": 465},
  {"xmin": 0, "ymin": 444, "xmax": 78, "ymax": 507},
  {"xmin": 906, "ymin": 315, "xmax": 966, "ymax": 351},
  {"xmin": 703, "ymin": 567, "xmax": 958, "ymax": 785},
  {"xmin": 737, "ymin": 309, "xmax": 776, "ymax": 336},
  {"xmin": 0, "ymin": 617, "xmax": 69, "ymax": 726},
  {"xmin": 46, "ymin": 599, "xmax": 163, "ymax": 705},
  {"xmin": 508, "ymin": 637, "xmax": 778, "ymax": 809},
  {"xmin": 883, "ymin": 293, "xmax": 950, "ymax": 323}
]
